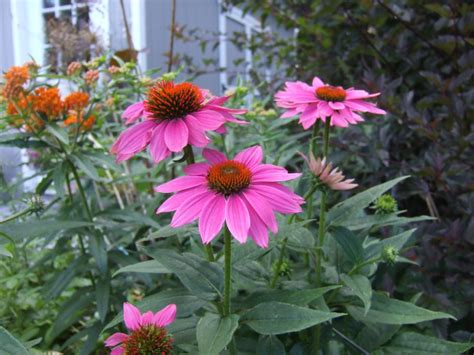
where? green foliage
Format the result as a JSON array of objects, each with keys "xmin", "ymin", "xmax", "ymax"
[{"xmin": 1, "ymin": 6, "xmax": 472, "ymax": 350}]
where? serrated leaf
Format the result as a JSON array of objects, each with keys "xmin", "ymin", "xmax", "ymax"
[
  {"xmin": 147, "ymin": 249, "xmax": 223, "ymax": 301},
  {"xmin": 340, "ymin": 274, "xmax": 372, "ymax": 315},
  {"xmin": 374, "ymin": 332, "xmax": 474, "ymax": 354},
  {"xmin": 113, "ymin": 260, "xmax": 169, "ymax": 277},
  {"xmin": 326, "ymin": 176, "xmax": 409, "ymax": 226},
  {"xmin": 243, "ymin": 286, "xmax": 340, "ymax": 308},
  {"xmin": 331, "ymin": 226, "xmax": 363, "ymax": 264},
  {"xmin": 0, "ymin": 326, "xmax": 29, "ymax": 355},
  {"xmin": 197, "ymin": 313, "xmax": 239, "ymax": 355},
  {"xmin": 347, "ymin": 292, "xmax": 455, "ymax": 325},
  {"xmin": 241, "ymin": 302, "xmax": 345, "ymax": 335}
]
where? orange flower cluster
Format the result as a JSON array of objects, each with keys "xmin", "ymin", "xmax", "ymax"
[
  {"xmin": 30, "ymin": 87, "xmax": 63, "ymax": 117},
  {"xmin": 3, "ymin": 65, "xmax": 29, "ymax": 98},
  {"xmin": 64, "ymin": 92, "xmax": 89, "ymax": 111},
  {"xmin": 64, "ymin": 111, "xmax": 95, "ymax": 131}
]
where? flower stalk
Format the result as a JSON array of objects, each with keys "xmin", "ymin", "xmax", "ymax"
[{"xmin": 223, "ymin": 224, "xmax": 232, "ymax": 316}]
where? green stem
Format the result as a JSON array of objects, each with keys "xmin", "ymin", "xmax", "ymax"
[
  {"xmin": 270, "ymin": 181, "xmax": 322, "ymax": 288},
  {"xmin": 312, "ymin": 118, "xmax": 331, "ymax": 354},
  {"xmin": 68, "ymin": 160, "xmax": 93, "ymax": 221},
  {"xmin": 316, "ymin": 117, "xmax": 331, "ymax": 286},
  {"xmin": 185, "ymin": 145, "xmax": 215, "ymax": 262},
  {"xmin": 0, "ymin": 207, "xmax": 33, "ymax": 225},
  {"xmin": 223, "ymin": 225, "xmax": 232, "ymax": 316},
  {"xmin": 307, "ymin": 122, "xmax": 321, "ymax": 219},
  {"xmin": 67, "ymin": 160, "xmax": 96, "ymax": 288}
]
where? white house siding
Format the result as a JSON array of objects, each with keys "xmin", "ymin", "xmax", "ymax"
[{"xmin": 144, "ymin": 0, "xmax": 221, "ymax": 94}]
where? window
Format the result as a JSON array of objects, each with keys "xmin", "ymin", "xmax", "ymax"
[
  {"xmin": 218, "ymin": 5, "xmax": 270, "ymax": 95},
  {"xmin": 41, "ymin": 0, "xmax": 93, "ymax": 71}
]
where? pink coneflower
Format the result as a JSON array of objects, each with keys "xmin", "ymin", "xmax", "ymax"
[
  {"xmin": 105, "ymin": 302, "xmax": 177, "ymax": 355},
  {"xmin": 275, "ymin": 77, "xmax": 386, "ymax": 129},
  {"xmin": 111, "ymin": 81, "xmax": 247, "ymax": 163},
  {"xmin": 304, "ymin": 152, "xmax": 357, "ymax": 191},
  {"xmin": 155, "ymin": 146, "xmax": 304, "ymax": 248}
]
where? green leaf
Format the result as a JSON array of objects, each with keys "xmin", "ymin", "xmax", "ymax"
[
  {"xmin": 88, "ymin": 152, "xmax": 123, "ymax": 172},
  {"xmin": 331, "ymin": 226, "xmax": 363, "ymax": 264},
  {"xmin": 241, "ymin": 302, "xmax": 344, "ymax": 335},
  {"xmin": 147, "ymin": 225, "xmax": 198, "ymax": 239},
  {"xmin": 326, "ymin": 176, "xmax": 409, "ymax": 226},
  {"xmin": 89, "ymin": 234, "xmax": 108, "ymax": 274},
  {"xmin": 46, "ymin": 122, "xmax": 69, "ymax": 145},
  {"xmin": 113, "ymin": 260, "xmax": 170, "ymax": 277},
  {"xmin": 340, "ymin": 274, "xmax": 372, "ymax": 315},
  {"xmin": 197, "ymin": 313, "xmax": 239, "ymax": 355},
  {"xmin": 257, "ymin": 335, "xmax": 286, "ymax": 355},
  {"xmin": 281, "ymin": 222, "xmax": 314, "ymax": 251},
  {"xmin": 96, "ymin": 276, "xmax": 110, "ymax": 323},
  {"xmin": 0, "ymin": 220, "xmax": 94, "ymax": 241},
  {"xmin": 364, "ymin": 228, "xmax": 416, "ymax": 260},
  {"xmin": 43, "ymin": 255, "xmax": 89, "ymax": 300},
  {"xmin": 53, "ymin": 162, "xmax": 67, "ymax": 198},
  {"xmin": 36, "ymin": 170, "xmax": 54, "ymax": 195},
  {"xmin": 147, "ymin": 249, "xmax": 223, "ymax": 301},
  {"xmin": 47, "ymin": 290, "xmax": 95, "ymax": 342},
  {"xmin": 374, "ymin": 332, "xmax": 474, "ymax": 355},
  {"xmin": 347, "ymin": 292, "xmax": 455, "ymax": 325},
  {"xmin": 103, "ymin": 290, "xmax": 205, "ymax": 331},
  {"xmin": 70, "ymin": 154, "xmax": 102, "ymax": 181},
  {"xmin": 243, "ymin": 286, "xmax": 340, "ymax": 308},
  {"xmin": 340, "ymin": 213, "xmax": 433, "ymax": 231},
  {"xmin": 0, "ymin": 327, "xmax": 29, "ymax": 355}
]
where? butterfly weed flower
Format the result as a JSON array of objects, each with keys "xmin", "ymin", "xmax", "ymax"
[
  {"xmin": 105, "ymin": 303, "xmax": 177, "ymax": 355},
  {"xmin": 111, "ymin": 81, "xmax": 247, "ymax": 164},
  {"xmin": 155, "ymin": 146, "xmax": 304, "ymax": 248},
  {"xmin": 275, "ymin": 76, "xmax": 386, "ymax": 129}
]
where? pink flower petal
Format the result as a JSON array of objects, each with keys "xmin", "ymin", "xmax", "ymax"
[
  {"xmin": 184, "ymin": 115, "xmax": 211, "ymax": 147},
  {"xmin": 203, "ymin": 148, "xmax": 227, "ymax": 164},
  {"xmin": 123, "ymin": 302, "xmax": 142, "ymax": 331},
  {"xmin": 191, "ymin": 110, "xmax": 225, "ymax": 130},
  {"xmin": 242, "ymin": 189, "xmax": 278, "ymax": 233},
  {"xmin": 155, "ymin": 175, "xmax": 206, "ymax": 193},
  {"xmin": 246, "ymin": 204, "xmax": 270, "ymax": 248},
  {"xmin": 251, "ymin": 164, "xmax": 302, "ymax": 183},
  {"xmin": 183, "ymin": 162, "xmax": 210, "ymax": 176},
  {"xmin": 111, "ymin": 347, "xmax": 125, "ymax": 355},
  {"xmin": 171, "ymin": 189, "xmax": 214, "ymax": 227},
  {"xmin": 199, "ymin": 194, "xmax": 226, "ymax": 243},
  {"xmin": 312, "ymin": 76, "xmax": 325, "ymax": 87},
  {"xmin": 140, "ymin": 311, "xmax": 154, "ymax": 325},
  {"xmin": 164, "ymin": 119, "xmax": 189, "ymax": 152},
  {"xmin": 111, "ymin": 120, "xmax": 156, "ymax": 161},
  {"xmin": 251, "ymin": 184, "xmax": 303, "ymax": 214},
  {"xmin": 122, "ymin": 101, "xmax": 145, "ymax": 125},
  {"xmin": 154, "ymin": 304, "xmax": 177, "ymax": 327},
  {"xmin": 149, "ymin": 123, "xmax": 171, "ymax": 163},
  {"xmin": 328, "ymin": 102, "xmax": 345, "ymax": 110},
  {"xmin": 225, "ymin": 195, "xmax": 250, "ymax": 243},
  {"xmin": 234, "ymin": 145, "xmax": 263, "ymax": 169},
  {"xmin": 105, "ymin": 332, "xmax": 128, "ymax": 347},
  {"xmin": 157, "ymin": 186, "xmax": 206, "ymax": 214}
]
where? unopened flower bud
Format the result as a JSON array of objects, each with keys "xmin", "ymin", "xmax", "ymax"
[
  {"xmin": 67, "ymin": 61, "xmax": 82, "ymax": 76},
  {"xmin": 373, "ymin": 194, "xmax": 398, "ymax": 215},
  {"xmin": 272, "ymin": 258, "xmax": 292, "ymax": 277},
  {"xmin": 84, "ymin": 70, "xmax": 99, "ymax": 85},
  {"xmin": 382, "ymin": 245, "xmax": 398, "ymax": 265}
]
